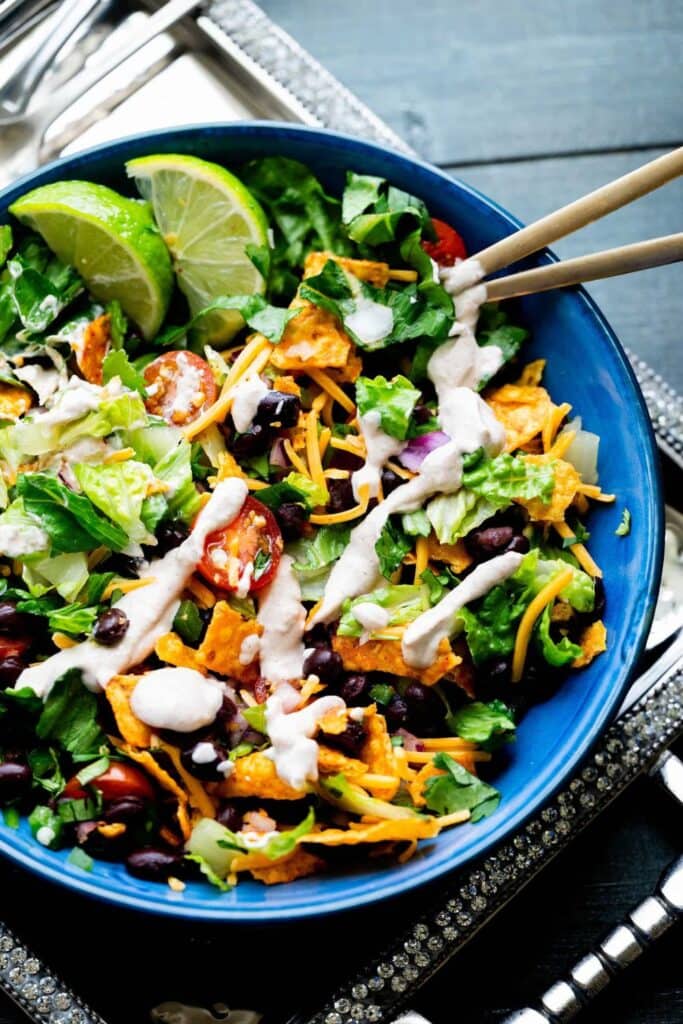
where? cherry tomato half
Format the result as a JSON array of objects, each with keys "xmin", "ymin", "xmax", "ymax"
[
  {"xmin": 421, "ymin": 218, "xmax": 467, "ymax": 266},
  {"xmin": 143, "ymin": 350, "xmax": 218, "ymax": 426},
  {"xmin": 197, "ymin": 496, "xmax": 283, "ymax": 594},
  {"xmin": 63, "ymin": 762, "xmax": 155, "ymax": 803},
  {"xmin": 0, "ymin": 636, "xmax": 30, "ymax": 659}
]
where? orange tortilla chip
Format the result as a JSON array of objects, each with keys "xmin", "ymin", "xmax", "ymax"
[
  {"xmin": 113, "ymin": 743, "xmax": 191, "ymax": 840},
  {"xmin": 486, "ymin": 383, "xmax": 553, "ymax": 451},
  {"xmin": 332, "ymin": 634, "xmax": 459, "ymax": 686},
  {"xmin": 360, "ymin": 707, "xmax": 400, "ymax": 799},
  {"xmin": 197, "ymin": 601, "xmax": 262, "ymax": 683},
  {"xmin": 105, "ymin": 675, "xmax": 153, "ymax": 747},
  {"xmin": 217, "ymin": 752, "xmax": 307, "ymax": 799},
  {"xmin": 317, "ymin": 707, "xmax": 348, "ymax": 734},
  {"xmin": 248, "ymin": 848, "xmax": 324, "ymax": 884},
  {"xmin": 155, "ymin": 632, "xmax": 205, "ymax": 673},
  {"xmin": 515, "ymin": 455, "xmax": 581, "ymax": 522},
  {"xmin": 73, "ymin": 313, "xmax": 111, "ymax": 384},
  {"xmin": 270, "ymin": 300, "xmax": 355, "ymax": 372},
  {"xmin": 407, "ymin": 762, "xmax": 442, "ymax": 808},
  {"xmin": 573, "ymin": 620, "xmax": 607, "ymax": 668},
  {"xmin": 298, "ymin": 678, "xmax": 326, "ymax": 707},
  {"xmin": 271, "ymin": 374, "xmax": 301, "ymax": 396},
  {"xmin": 302, "ymin": 817, "xmax": 440, "ymax": 846},
  {"xmin": 0, "ymin": 383, "xmax": 32, "ymax": 419},
  {"xmin": 317, "ymin": 745, "xmax": 367, "ymax": 777},
  {"xmin": 427, "ymin": 536, "xmax": 473, "ymax": 573},
  {"xmin": 516, "ymin": 359, "xmax": 546, "ymax": 387},
  {"xmin": 303, "ymin": 251, "xmax": 391, "ymax": 287}
]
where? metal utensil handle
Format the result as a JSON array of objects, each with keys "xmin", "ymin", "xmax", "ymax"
[
  {"xmin": 0, "ymin": 0, "xmax": 100, "ymax": 113},
  {"xmin": 501, "ymin": 752, "xmax": 683, "ymax": 1023}
]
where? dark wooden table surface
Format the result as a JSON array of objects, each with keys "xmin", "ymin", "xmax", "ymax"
[{"xmin": 1, "ymin": 2, "xmax": 682, "ymax": 1023}]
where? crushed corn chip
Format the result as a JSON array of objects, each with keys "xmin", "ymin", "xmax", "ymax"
[
  {"xmin": 360, "ymin": 707, "xmax": 400, "ymax": 800},
  {"xmin": 407, "ymin": 762, "xmax": 443, "ymax": 807},
  {"xmin": 486, "ymin": 383, "xmax": 553, "ymax": 451},
  {"xmin": 332, "ymin": 634, "xmax": 459, "ymax": 687},
  {"xmin": 298, "ymin": 677, "xmax": 325, "ymax": 706},
  {"xmin": 270, "ymin": 300, "xmax": 355, "ymax": 372},
  {"xmin": 551, "ymin": 601, "xmax": 575, "ymax": 623},
  {"xmin": 303, "ymin": 251, "xmax": 391, "ymax": 287},
  {"xmin": 317, "ymin": 745, "xmax": 367, "ymax": 777},
  {"xmin": 317, "ymin": 707, "xmax": 348, "ymax": 734},
  {"xmin": 271, "ymin": 374, "xmax": 301, "ymax": 396},
  {"xmin": 105, "ymin": 675, "xmax": 153, "ymax": 747},
  {"xmin": 114, "ymin": 743, "xmax": 191, "ymax": 840},
  {"xmin": 516, "ymin": 359, "xmax": 546, "ymax": 387},
  {"xmin": 573, "ymin": 620, "xmax": 607, "ymax": 668},
  {"xmin": 248, "ymin": 848, "xmax": 324, "ymax": 884},
  {"xmin": 155, "ymin": 632, "xmax": 205, "ymax": 673},
  {"xmin": 216, "ymin": 752, "xmax": 307, "ymax": 799},
  {"xmin": 426, "ymin": 536, "xmax": 473, "ymax": 573},
  {"xmin": 72, "ymin": 313, "xmax": 111, "ymax": 384},
  {"xmin": 0, "ymin": 384, "xmax": 32, "ymax": 419},
  {"xmin": 515, "ymin": 454, "xmax": 581, "ymax": 522},
  {"xmin": 301, "ymin": 818, "xmax": 441, "ymax": 846},
  {"xmin": 197, "ymin": 601, "xmax": 262, "ymax": 682}
]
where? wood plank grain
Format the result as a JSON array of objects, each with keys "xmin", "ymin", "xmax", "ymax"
[
  {"xmin": 259, "ymin": 0, "xmax": 683, "ymax": 165},
  {"xmin": 445, "ymin": 148, "xmax": 683, "ymax": 392}
]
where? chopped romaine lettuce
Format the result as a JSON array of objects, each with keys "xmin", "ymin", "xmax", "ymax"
[
  {"xmin": 448, "ymin": 699, "xmax": 516, "ymax": 750},
  {"xmin": 355, "ymin": 374, "xmax": 420, "ymax": 440},
  {"xmin": 534, "ymin": 605, "xmax": 582, "ymax": 667},
  {"xmin": 22, "ymin": 552, "xmax": 89, "ymax": 602},
  {"xmin": 289, "ymin": 526, "xmax": 350, "ymax": 601},
  {"xmin": 337, "ymin": 584, "xmax": 430, "ymax": 638},
  {"xmin": 16, "ymin": 473, "xmax": 128, "ymax": 553},
  {"xmin": 422, "ymin": 752, "xmax": 501, "ymax": 822},
  {"xmin": 74, "ymin": 461, "xmax": 155, "ymax": 544},
  {"xmin": 152, "ymin": 442, "xmax": 202, "ymax": 523},
  {"xmin": 375, "ymin": 518, "xmax": 412, "ymax": 579}
]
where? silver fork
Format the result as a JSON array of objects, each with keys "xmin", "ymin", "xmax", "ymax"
[
  {"xmin": 0, "ymin": 0, "xmax": 102, "ymax": 118},
  {"xmin": 0, "ymin": 0, "xmax": 203, "ymax": 191}
]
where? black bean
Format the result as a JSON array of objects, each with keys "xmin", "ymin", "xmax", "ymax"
[
  {"xmin": 404, "ymin": 681, "xmax": 444, "ymax": 735},
  {"xmin": 412, "ymin": 403, "xmax": 434, "ymax": 425},
  {"xmin": 0, "ymin": 601, "xmax": 32, "ymax": 634},
  {"xmin": 215, "ymin": 695, "xmax": 238, "ymax": 728},
  {"xmin": 340, "ymin": 674, "xmax": 370, "ymax": 705},
  {"xmin": 154, "ymin": 519, "xmax": 190, "ymax": 556},
  {"xmin": 232, "ymin": 423, "xmax": 271, "ymax": 460},
  {"xmin": 275, "ymin": 502, "xmax": 308, "ymax": 541},
  {"xmin": 505, "ymin": 534, "xmax": 530, "ymax": 554},
  {"xmin": 381, "ymin": 469, "xmax": 402, "ymax": 496},
  {"xmin": 465, "ymin": 525, "xmax": 514, "ymax": 559},
  {"xmin": 303, "ymin": 624, "xmax": 331, "ymax": 649},
  {"xmin": 103, "ymin": 796, "xmax": 148, "ymax": 825},
  {"xmin": 103, "ymin": 554, "xmax": 144, "ymax": 579},
  {"xmin": 326, "ymin": 478, "xmax": 355, "ymax": 513},
  {"xmin": 302, "ymin": 647, "xmax": 344, "ymax": 686},
  {"xmin": 384, "ymin": 695, "xmax": 409, "ymax": 730},
  {"xmin": 180, "ymin": 741, "xmax": 229, "ymax": 781},
  {"xmin": 0, "ymin": 656, "xmax": 25, "ymax": 690},
  {"xmin": 324, "ymin": 721, "xmax": 366, "ymax": 758},
  {"xmin": 0, "ymin": 761, "xmax": 31, "ymax": 804},
  {"xmin": 126, "ymin": 847, "xmax": 183, "ymax": 882},
  {"xmin": 255, "ymin": 390, "xmax": 300, "ymax": 428},
  {"xmin": 76, "ymin": 821, "xmax": 131, "ymax": 860},
  {"xmin": 475, "ymin": 657, "xmax": 511, "ymax": 702},
  {"xmin": 216, "ymin": 801, "xmax": 243, "ymax": 832},
  {"xmin": 93, "ymin": 608, "xmax": 129, "ymax": 646}
]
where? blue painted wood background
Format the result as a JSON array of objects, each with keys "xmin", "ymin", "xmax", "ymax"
[{"xmin": 262, "ymin": 0, "xmax": 683, "ymax": 393}]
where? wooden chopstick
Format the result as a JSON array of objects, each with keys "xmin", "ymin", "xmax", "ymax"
[
  {"xmin": 485, "ymin": 233, "xmax": 683, "ymax": 301},
  {"xmin": 472, "ymin": 147, "xmax": 683, "ymax": 277}
]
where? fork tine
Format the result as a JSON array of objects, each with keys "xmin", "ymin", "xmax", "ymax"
[{"xmin": 0, "ymin": 0, "xmax": 54, "ymax": 49}]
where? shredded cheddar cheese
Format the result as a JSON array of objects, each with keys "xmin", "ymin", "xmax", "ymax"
[
  {"xmin": 183, "ymin": 335, "xmax": 273, "ymax": 440},
  {"xmin": 414, "ymin": 535, "xmax": 429, "ymax": 583},
  {"xmin": 306, "ymin": 368, "xmax": 356, "ymax": 413},
  {"xmin": 305, "ymin": 407, "xmax": 326, "ymax": 495},
  {"xmin": 310, "ymin": 484, "xmax": 370, "ymax": 525},
  {"xmin": 542, "ymin": 402, "xmax": 572, "ymax": 452},
  {"xmin": 283, "ymin": 438, "xmax": 310, "ymax": 477},
  {"xmin": 553, "ymin": 522, "xmax": 603, "ymax": 578},
  {"xmin": 512, "ymin": 566, "xmax": 575, "ymax": 681},
  {"xmin": 52, "ymin": 632, "xmax": 78, "ymax": 650},
  {"xmin": 101, "ymin": 576, "xmax": 156, "ymax": 601},
  {"xmin": 104, "ymin": 447, "xmax": 135, "ymax": 463}
]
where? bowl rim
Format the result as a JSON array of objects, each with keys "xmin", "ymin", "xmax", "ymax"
[{"xmin": 0, "ymin": 121, "xmax": 664, "ymax": 921}]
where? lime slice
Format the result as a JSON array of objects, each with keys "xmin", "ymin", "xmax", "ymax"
[
  {"xmin": 126, "ymin": 154, "xmax": 269, "ymax": 345},
  {"xmin": 9, "ymin": 181, "xmax": 173, "ymax": 340}
]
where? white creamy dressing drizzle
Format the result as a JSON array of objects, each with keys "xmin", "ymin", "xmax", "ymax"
[
  {"xmin": 13, "ymin": 364, "xmax": 61, "ymax": 406},
  {"xmin": 17, "ymin": 478, "xmax": 249, "ymax": 699},
  {"xmin": 314, "ymin": 255, "xmax": 509, "ymax": 654},
  {"xmin": 345, "ymin": 295, "xmax": 394, "ymax": 346},
  {"xmin": 402, "ymin": 551, "xmax": 523, "ymax": 667},
  {"xmin": 264, "ymin": 681, "xmax": 345, "ymax": 790},
  {"xmin": 130, "ymin": 668, "xmax": 224, "ymax": 733},
  {"xmin": 352, "ymin": 410, "xmax": 404, "ymax": 500},
  {"xmin": 255, "ymin": 554, "xmax": 306, "ymax": 684},
  {"xmin": 239, "ymin": 829, "xmax": 279, "ymax": 850},
  {"xmin": 238, "ymin": 633, "xmax": 261, "ymax": 666},
  {"xmin": 34, "ymin": 375, "xmax": 121, "ymax": 427},
  {"xmin": 352, "ymin": 602, "xmax": 391, "ymax": 632},
  {"xmin": 230, "ymin": 374, "xmax": 269, "ymax": 433},
  {"xmin": 173, "ymin": 353, "xmax": 204, "ymax": 416},
  {"xmin": 0, "ymin": 522, "xmax": 49, "ymax": 558}
]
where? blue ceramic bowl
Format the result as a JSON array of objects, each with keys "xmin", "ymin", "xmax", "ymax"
[{"xmin": 0, "ymin": 123, "xmax": 663, "ymax": 921}]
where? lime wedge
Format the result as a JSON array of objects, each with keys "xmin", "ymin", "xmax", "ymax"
[
  {"xmin": 126, "ymin": 154, "xmax": 269, "ymax": 345},
  {"xmin": 9, "ymin": 181, "xmax": 173, "ymax": 340}
]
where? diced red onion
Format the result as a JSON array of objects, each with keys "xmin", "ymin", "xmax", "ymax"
[
  {"xmin": 396, "ymin": 728, "xmax": 424, "ymax": 752},
  {"xmin": 269, "ymin": 438, "xmax": 288, "ymax": 468},
  {"xmin": 399, "ymin": 431, "xmax": 449, "ymax": 471}
]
